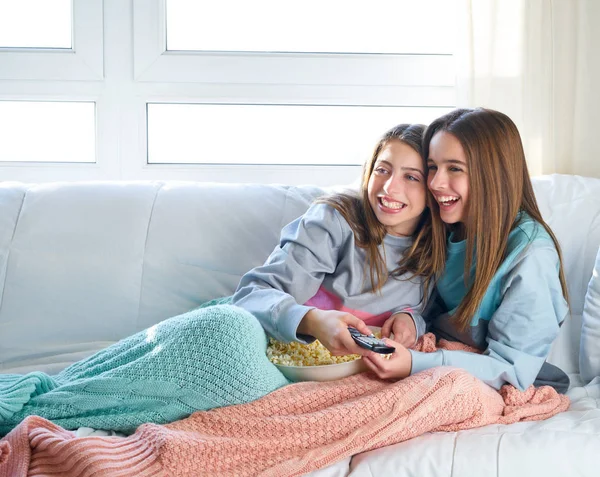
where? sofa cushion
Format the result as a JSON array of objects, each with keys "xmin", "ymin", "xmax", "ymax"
[
  {"xmin": 0, "ymin": 182, "xmax": 165, "ymax": 374},
  {"xmin": 534, "ymin": 174, "xmax": 600, "ymax": 375},
  {"xmin": 348, "ymin": 384, "xmax": 600, "ymax": 477},
  {"xmin": 0, "ymin": 181, "xmax": 326, "ymax": 375},
  {"xmin": 581, "ymin": 245, "xmax": 600, "ymax": 382},
  {"xmin": 134, "ymin": 182, "xmax": 325, "ymax": 330}
]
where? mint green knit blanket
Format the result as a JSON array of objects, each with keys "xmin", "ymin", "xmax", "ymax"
[{"xmin": 0, "ymin": 301, "xmax": 290, "ymax": 437}]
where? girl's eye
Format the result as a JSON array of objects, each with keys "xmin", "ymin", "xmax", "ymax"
[
  {"xmin": 427, "ymin": 165, "xmax": 437, "ymax": 171},
  {"xmin": 406, "ymin": 175, "xmax": 420, "ymax": 182},
  {"xmin": 449, "ymin": 166, "xmax": 463, "ymax": 172},
  {"xmin": 374, "ymin": 167, "xmax": 389, "ymax": 174}
]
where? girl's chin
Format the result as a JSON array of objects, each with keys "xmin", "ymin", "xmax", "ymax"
[{"xmin": 440, "ymin": 215, "xmax": 465, "ymax": 228}]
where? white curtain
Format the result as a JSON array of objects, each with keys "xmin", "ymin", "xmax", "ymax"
[{"xmin": 455, "ymin": 0, "xmax": 600, "ymax": 178}]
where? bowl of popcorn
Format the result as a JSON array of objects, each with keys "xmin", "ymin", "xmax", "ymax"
[{"xmin": 267, "ymin": 326, "xmax": 387, "ymax": 382}]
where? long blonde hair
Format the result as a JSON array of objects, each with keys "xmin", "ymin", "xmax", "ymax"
[
  {"xmin": 319, "ymin": 124, "xmax": 446, "ymax": 298},
  {"xmin": 423, "ymin": 108, "xmax": 569, "ymax": 330}
]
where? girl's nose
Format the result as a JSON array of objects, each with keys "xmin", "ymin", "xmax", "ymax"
[
  {"xmin": 429, "ymin": 170, "xmax": 446, "ymax": 190},
  {"xmin": 384, "ymin": 175, "xmax": 402, "ymax": 194}
]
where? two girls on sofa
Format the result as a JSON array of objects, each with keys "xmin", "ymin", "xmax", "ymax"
[
  {"xmin": 235, "ymin": 107, "xmax": 570, "ymax": 393},
  {"xmin": 362, "ymin": 108, "xmax": 570, "ymax": 392},
  {"xmin": 0, "ymin": 108, "xmax": 570, "ymax": 436}
]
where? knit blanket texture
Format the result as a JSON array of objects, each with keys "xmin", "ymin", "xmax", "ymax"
[
  {"xmin": 0, "ymin": 301, "xmax": 289, "ymax": 436},
  {"xmin": 0, "ymin": 333, "xmax": 569, "ymax": 477}
]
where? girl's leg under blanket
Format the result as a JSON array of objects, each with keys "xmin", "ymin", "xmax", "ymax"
[{"xmin": 0, "ymin": 305, "xmax": 289, "ymax": 436}]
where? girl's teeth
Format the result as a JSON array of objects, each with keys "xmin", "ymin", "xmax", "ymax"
[
  {"xmin": 439, "ymin": 196, "xmax": 459, "ymax": 206},
  {"xmin": 381, "ymin": 198, "xmax": 404, "ymax": 209}
]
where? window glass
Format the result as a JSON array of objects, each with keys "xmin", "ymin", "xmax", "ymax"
[
  {"xmin": 0, "ymin": 101, "xmax": 95, "ymax": 163},
  {"xmin": 0, "ymin": 0, "xmax": 72, "ymax": 48},
  {"xmin": 147, "ymin": 103, "xmax": 451, "ymax": 165},
  {"xmin": 166, "ymin": 0, "xmax": 455, "ymax": 54}
]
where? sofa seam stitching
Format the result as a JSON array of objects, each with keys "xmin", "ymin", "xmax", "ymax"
[
  {"xmin": 0, "ymin": 186, "xmax": 28, "ymax": 322},
  {"xmin": 450, "ymin": 431, "xmax": 458, "ymax": 477},
  {"xmin": 496, "ymin": 432, "xmax": 505, "ymax": 477},
  {"xmin": 135, "ymin": 182, "xmax": 164, "ymax": 330}
]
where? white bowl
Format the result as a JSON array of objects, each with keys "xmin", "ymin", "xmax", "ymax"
[
  {"xmin": 275, "ymin": 357, "xmax": 367, "ymax": 382},
  {"xmin": 273, "ymin": 326, "xmax": 380, "ymax": 382}
]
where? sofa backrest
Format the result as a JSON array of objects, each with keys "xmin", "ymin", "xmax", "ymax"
[
  {"xmin": 0, "ymin": 181, "xmax": 324, "ymax": 374},
  {"xmin": 0, "ymin": 174, "xmax": 599, "ymax": 377},
  {"xmin": 531, "ymin": 175, "xmax": 600, "ymax": 375}
]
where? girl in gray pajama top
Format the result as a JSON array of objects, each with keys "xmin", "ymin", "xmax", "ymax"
[
  {"xmin": 233, "ymin": 202, "xmax": 427, "ymax": 344},
  {"xmin": 233, "ymin": 123, "xmax": 442, "ymax": 358}
]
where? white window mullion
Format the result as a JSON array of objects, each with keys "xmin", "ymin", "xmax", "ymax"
[
  {"xmin": 136, "ymin": 51, "xmax": 454, "ymax": 88},
  {"xmin": 116, "ymin": 93, "xmax": 149, "ymax": 182},
  {"xmin": 96, "ymin": 91, "xmax": 128, "ymax": 181},
  {"xmin": 133, "ymin": 83, "xmax": 456, "ymax": 108},
  {"xmin": 71, "ymin": 0, "xmax": 104, "ymax": 79},
  {"xmin": 133, "ymin": 0, "xmax": 167, "ymax": 80}
]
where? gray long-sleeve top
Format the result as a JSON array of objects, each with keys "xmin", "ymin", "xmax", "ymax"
[{"xmin": 232, "ymin": 203, "xmax": 427, "ymax": 343}]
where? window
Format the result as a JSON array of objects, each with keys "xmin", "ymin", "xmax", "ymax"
[
  {"xmin": 134, "ymin": 0, "xmax": 455, "ymax": 86},
  {"xmin": 133, "ymin": 0, "xmax": 456, "ymax": 183},
  {"xmin": 165, "ymin": 0, "xmax": 455, "ymax": 54},
  {"xmin": 0, "ymin": 101, "xmax": 95, "ymax": 163},
  {"xmin": 0, "ymin": 0, "xmax": 103, "ymax": 81},
  {"xmin": 0, "ymin": 0, "xmax": 72, "ymax": 48},
  {"xmin": 0, "ymin": 1, "xmax": 457, "ymax": 185},
  {"xmin": 148, "ymin": 103, "xmax": 451, "ymax": 165}
]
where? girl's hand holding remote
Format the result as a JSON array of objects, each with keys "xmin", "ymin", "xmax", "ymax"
[
  {"xmin": 298, "ymin": 309, "xmax": 372, "ymax": 356},
  {"xmin": 362, "ymin": 337, "xmax": 413, "ymax": 379}
]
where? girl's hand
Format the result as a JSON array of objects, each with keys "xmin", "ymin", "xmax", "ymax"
[
  {"xmin": 362, "ymin": 337, "xmax": 412, "ymax": 380},
  {"xmin": 298, "ymin": 309, "xmax": 373, "ymax": 356},
  {"xmin": 381, "ymin": 313, "xmax": 417, "ymax": 348}
]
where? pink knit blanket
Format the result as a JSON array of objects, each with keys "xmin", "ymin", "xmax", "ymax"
[{"xmin": 0, "ymin": 334, "xmax": 570, "ymax": 477}]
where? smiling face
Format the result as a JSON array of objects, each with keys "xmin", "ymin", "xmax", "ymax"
[
  {"xmin": 366, "ymin": 139, "xmax": 427, "ymax": 236},
  {"xmin": 427, "ymin": 131, "xmax": 470, "ymax": 230}
]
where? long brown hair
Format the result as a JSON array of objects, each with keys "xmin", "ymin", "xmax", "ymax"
[
  {"xmin": 319, "ymin": 124, "xmax": 446, "ymax": 298},
  {"xmin": 423, "ymin": 108, "xmax": 569, "ymax": 330}
]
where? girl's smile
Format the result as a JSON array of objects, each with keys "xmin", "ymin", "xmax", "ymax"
[
  {"xmin": 367, "ymin": 140, "xmax": 426, "ymax": 237},
  {"xmin": 377, "ymin": 195, "xmax": 407, "ymax": 212},
  {"xmin": 427, "ymin": 131, "xmax": 469, "ymax": 226}
]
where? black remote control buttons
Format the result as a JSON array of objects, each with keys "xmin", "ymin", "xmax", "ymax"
[{"xmin": 348, "ymin": 327, "xmax": 395, "ymax": 354}]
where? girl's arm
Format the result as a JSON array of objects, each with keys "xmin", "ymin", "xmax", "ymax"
[
  {"xmin": 408, "ymin": 242, "xmax": 569, "ymax": 391},
  {"xmin": 232, "ymin": 203, "xmax": 347, "ymax": 343}
]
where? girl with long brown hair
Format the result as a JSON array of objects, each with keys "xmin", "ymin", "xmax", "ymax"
[
  {"xmin": 363, "ymin": 108, "xmax": 571, "ymax": 393},
  {"xmin": 232, "ymin": 123, "xmax": 441, "ymax": 356}
]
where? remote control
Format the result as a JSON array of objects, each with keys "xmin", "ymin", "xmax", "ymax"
[{"xmin": 348, "ymin": 327, "xmax": 395, "ymax": 354}]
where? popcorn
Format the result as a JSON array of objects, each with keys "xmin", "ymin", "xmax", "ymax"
[{"xmin": 267, "ymin": 337, "xmax": 360, "ymax": 366}]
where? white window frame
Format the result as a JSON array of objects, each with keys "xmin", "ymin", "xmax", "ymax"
[
  {"xmin": 0, "ymin": 0, "xmax": 108, "ymax": 182},
  {"xmin": 0, "ymin": 0, "xmax": 456, "ymax": 185},
  {"xmin": 0, "ymin": 85, "xmax": 116, "ymax": 182},
  {"xmin": 133, "ymin": 0, "xmax": 454, "ymax": 89},
  {"xmin": 0, "ymin": 0, "xmax": 104, "ymax": 81},
  {"xmin": 128, "ymin": 0, "xmax": 455, "ymax": 184}
]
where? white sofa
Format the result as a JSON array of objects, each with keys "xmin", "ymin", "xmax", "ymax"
[{"xmin": 0, "ymin": 174, "xmax": 599, "ymax": 477}]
